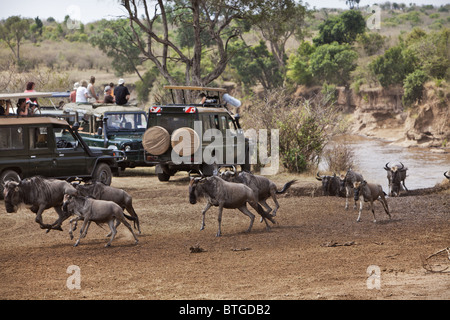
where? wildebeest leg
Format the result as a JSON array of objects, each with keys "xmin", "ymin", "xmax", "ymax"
[
  {"xmin": 125, "ymin": 202, "xmax": 141, "ymax": 235},
  {"xmin": 35, "ymin": 205, "xmax": 53, "ymax": 230},
  {"xmin": 115, "ymin": 214, "xmax": 139, "ymax": 246},
  {"xmin": 369, "ymin": 201, "xmax": 377, "ymax": 223},
  {"xmin": 105, "ymin": 220, "xmax": 117, "ymax": 247},
  {"xmin": 74, "ymin": 219, "xmax": 91, "ymax": 247},
  {"xmin": 200, "ymin": 202, "xmax": 212, "ymax": 231},
  {"xmin": 356, "ymin": 199, "xmax": 363, "ymax": 222},
  {"xmin": 345, "ymin": 186, "xmax": 351, "ymax": 210},
  {"xmin": 269, "ymin": 190, "xmax": 280, "ymax": 217},
  {"xmin": 379, "ymin": 195, "xmax": 391, "ymax": 219},
  {"xmin": 216, "ymin": 203, "xmax": 224, "ymax": 237},
  {"xmin": 259, "ymin": 199, "xmax": 273, "ymax": 223},
  {"xmin": 237, "ymin": 205, "xmax": 255, "ymax": 233},
  {"xmin": 47, "ymin": 206, "xmax": 71, "ymax": 232},
  {"xmin": 69, "ymin": 216, "xmax": 82, "ymax": 240},
  {"xmin": 402, "ymin": 180, "xmax": 408, "ymax": 192}
]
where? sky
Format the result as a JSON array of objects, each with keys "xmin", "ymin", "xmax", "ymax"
[{"xmin": 0, "ymin": 0, "xmax": 449, "ymax": 23}]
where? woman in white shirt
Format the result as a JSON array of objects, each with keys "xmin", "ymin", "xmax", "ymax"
[{"xmin": 76, "ymin": 80, "xmax": 89, "ymax": 104}]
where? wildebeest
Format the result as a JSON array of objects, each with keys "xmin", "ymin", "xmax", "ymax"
[
  {"xmin": 341, "ymin": 169, "xmax": 364, "ymax": 210},
  {"xmin": 353, "ymin": 181, "xmax": 391, "ymax": 223},
  {"xmin": 384, "ymin": 162, "xmax": 408, "ymax": 196},
  {"xmin": 316, "ymin": 172, "xmax": 345, "ymax": 197},
  {"xmin": 3, "ymin": 176, "xmax": 77, "ymax": 231},
  {"xmin": 220, "ymin": 170, "xmax": 296, "ymax": 217},
  {"xmin": 62, "ymin": 194, "xmax": 139, "ymax": 247},
  {"xmin": 73, "ymin": 182, "xmax": 141, "ymax": 234},
  {"xmin": 444, "ymin": 171, "xmax": 450, "ymax": 179},
  {"xmin": 189, "ymin": 175, "xmax": 275, "ymax": 237}
]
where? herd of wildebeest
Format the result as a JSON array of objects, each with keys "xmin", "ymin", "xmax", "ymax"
[{"xmin": 2, "ymin": 164, "xmax": 450, "ymax": 247}]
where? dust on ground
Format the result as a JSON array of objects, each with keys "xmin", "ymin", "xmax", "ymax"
[{"xmin": 0, "ymin": 170, "xmax": 449, "ymax": 300}]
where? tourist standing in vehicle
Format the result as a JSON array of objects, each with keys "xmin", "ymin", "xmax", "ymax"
[
  {"xmin": 24, "ymin": 82, "xmax": 39, "ymax": 112},
  {"xmin": 76, "ymin": 80, "xmax": 89, "ymax": 104},
  {"xmin": 0, "ymin": 100, "xmax": 11, "ymax": 116},
  {"xmin": 114, "ymin": 79, "xmax": 130, "ymax": 105},
  {"xmin": 87, "ymin": 76, "xmax": 100, "ymax": 103},
  {"xmin": 70, "ymin": 82, "xmax": 79, "ymax": 102},
  {"xmin": 103, "ymin": 86, "xmax": 115, "ymax": 104},
  {"xmin": 17, "ymin": 99, "xmax": 30, "ymax": 116}
]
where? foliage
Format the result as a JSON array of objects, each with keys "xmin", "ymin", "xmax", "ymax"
[
  {"xmin": 313, "ymin": 10, "xmax": 366, "ymax": 45},
  {"xmin": 135, "ymin": 67, "xmax": 159, "ymax": 103},
  {"xmin": 356, "ymin": 32, "xmax": 386, "ymax": 56},
  {"xmin": 287, "ymin": 41, "xmax": 358, "ymax": 86},
  {"xmin": 89, "ymin": 19, "xmax": 143, "ymax": 80},
  {"xmin": 242, "ymin": 88, "xmax": 341, "ymax": 173},
  {"xmin": 0, "ymin": 16, "xmax": 31, "ymax": 65},
  {"xmin": 369, "ymin": 45, "xmax": 417, "ymax": 87},
  {"xmin": 228, "ymin": 40, "xmax": 283, "ymax": 91},
  {"xmin": 402, "ymin": 69, "xmax": 428, "ymax": 106}
]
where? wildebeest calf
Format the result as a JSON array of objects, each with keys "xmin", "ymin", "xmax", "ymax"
[
  {"xmin": 62, "ymin": 194, "xmax": 139, "ymax": 247},
  {"xmin": 74, "ymin": 182, "xmax": 141, "ymax": 234},
  {"xmin": 353, "ymin": 181, "xmax": 391, "ymax": 223}
]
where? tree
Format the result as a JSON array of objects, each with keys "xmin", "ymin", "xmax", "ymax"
[
  {"xmin": 0, "ymin": 16, "xmax": 30, "ymax": 65},
  {"xmin": 121, "ymin": 0, "xmax": 245, "ymax": 99},
  {"xmin": 370, "ymin": 45, "xmax": 417, "ymax": 87},
  {"xmin": 313, "ymin": 10, "xmax": 366, "ymax": 45},
  {"xmin": 402, "ymin": 69, "xmax": 428, "ymax": 106},
  {"xmin": 287, "ymin": 41, "xmax": 358, "ymax": 86},
  {"xmin": 229, "ymin": 40, "xmax": 283, "ymax": 91},
  {"xmin": 249, "ymin": 0, "xmax": 308, "ymax": 71},
  {"xmin": 90, "ymin": 19, "xmax": 144, "ymax": 80}
]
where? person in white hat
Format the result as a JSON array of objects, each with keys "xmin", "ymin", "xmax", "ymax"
[
  {"xmin": 70, "ymin": 82, "xmax": 79, "ymax": 102},
  {"xmin": 114, "ymin": 78, "xmax": 130, "ymax": 105}
]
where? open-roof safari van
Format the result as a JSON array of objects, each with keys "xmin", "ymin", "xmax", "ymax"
[{"xmin": 143, "ymin": 86, "xmax": 250, "ymax": 181}]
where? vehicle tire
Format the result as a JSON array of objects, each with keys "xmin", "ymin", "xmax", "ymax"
[
  {"xmin": 0, "ymin": 170, "xmax": 21, "ymax": 200},
  {"xmin": 171, "ymin": 127, "xmax": 200, "ymax": 157},
  {"xmin": 93, "ymin": 163, "xmax": 112, "ymax": 185},
  {"xmin": 143, "ymin": 126, "xmax": 170, "ymax": 155},
  {"xmin": 157, "ymin": 172, "xmax": 171, "ymax": 182}
]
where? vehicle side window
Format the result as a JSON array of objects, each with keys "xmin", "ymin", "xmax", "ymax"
[
  {"xmin": 0, "ymin": 127, "xmax": 24, "ymax": 150},
  {"xmin": 202, "ymin": 115, "xmax": 212, "ymax": 133},
  {"xmin": 29, "ymin": 127, "xmax": 49, "ymax": 149},
  {"xmin": 219, "ymin": 115, "xmax": 229, "ymax": 132},
  {"xmin": 53, "ymin": 127, "xmax": 77, "ymax": 149}
]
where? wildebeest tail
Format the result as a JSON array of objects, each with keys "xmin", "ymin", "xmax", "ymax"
[
  {"xmin": 124, "ymin": 213, "xmax": 137, "ymax": 221},
  {"xmin": 276, "ymin": 180, "xmax": 297, "ymax": 194},
  {"xmin": 256, "ymin": 203, "xmax": 275, "ymax": 224}
]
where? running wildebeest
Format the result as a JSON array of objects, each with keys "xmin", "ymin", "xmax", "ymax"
[
  {"xmin": 341, "ymin": 169, "xmax": 364, "ymax": 210},
  {"xmin": 220, "ymin": 170, "xmax": 296, "ymax": 217},
  {"xmin": 353, "ymin": 181, "xmax": 391, "ymax": 223},
  {"xmin": 62, "ymin": 194, "xmax": 139, "ymax": 247},
  {"xmin": 384, "ymin": 162, "xmax": 408, "ymax": 196},
  {"xmin": 3, "ymin": 176, "xmax": 77, "ymax": 232},
  {"xmin": 316, "ymin": 172, "xmax": 345, "ymax": 197},
  {"xmin": 189, "ymin": 175, "xmax": 276, "ymax": 237},
  {"xmin": 73, "ymin": 181, "xmax": 141, "ymax": 234}
]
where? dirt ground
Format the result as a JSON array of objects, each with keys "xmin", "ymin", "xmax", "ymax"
[{"xmin": 0, "ymin": 169, "xmax": 449, "ymax": 300}]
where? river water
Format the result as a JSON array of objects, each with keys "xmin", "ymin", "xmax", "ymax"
[{"xmin": 322, "ymin": 135, "xmax": 450, "ymax": 191}]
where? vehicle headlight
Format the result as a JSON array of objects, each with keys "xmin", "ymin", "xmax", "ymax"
[{"xmin": 124, "ymin": 145, "xmax": 131, "ymax": 152}]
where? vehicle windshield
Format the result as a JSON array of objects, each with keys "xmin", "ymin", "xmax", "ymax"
[{"xmin": 106, "ymin": 112, "xmax": 147, "ymax": 132}]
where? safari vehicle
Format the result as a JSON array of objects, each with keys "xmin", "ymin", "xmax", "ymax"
[
  {"xmin": 62, "ymin": 103, "xmax": 148, "ymax": 170},
  {"xmin": 0, "ymin": 117, "xmax": 123, "ymax": 195},
  {"xmin": 143, "ymin": 85, "xmax": 250, "ymax": 181}
]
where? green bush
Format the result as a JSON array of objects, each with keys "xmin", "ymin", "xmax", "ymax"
[{"xmin": 402, "ymin": 69, "xmax": 428, "ymax": 106}]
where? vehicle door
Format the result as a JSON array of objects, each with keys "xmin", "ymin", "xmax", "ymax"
[
  {"xmin": 28, "ymin": 125, "xmax": 56, "ymax": 177},
  {"xmin": 52, "ymin": 125, "xmax": 87, "ymax": 177},
  {"xmin": 0, "ymin": 125, "xmax": 30, "ymax": 176}
]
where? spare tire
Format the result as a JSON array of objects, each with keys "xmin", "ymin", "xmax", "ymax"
[
  {"xmin": 142, "ymin": 126, "xmax": 170, "ymax": 155},
  {"xmin": 171, "ymin": 127, "xmax": 200, "ymax": 157}
]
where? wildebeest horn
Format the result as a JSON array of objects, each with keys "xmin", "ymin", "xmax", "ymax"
[
  {"xmin": 444, "ymin": 171, "xmax": 450, "ymax": 179},
  {"xmin": 198, "ymin": 169, "xmax": 204, "ymax": 177},
  {"xmin": 384, "ymin": 162, "xmax": 390, "ymax": 171},
  {"xmin": 316, "ymin": 172, "xmax": 323, "ymax": 181},
  {"xmin": 399, "ymin": 162, "xmax": 405, "ymax": 171}
]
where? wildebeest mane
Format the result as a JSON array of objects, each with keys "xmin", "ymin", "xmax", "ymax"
[{"xmin": 19, "ymin": 176, "xmax": 53, "ymax": 205}]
